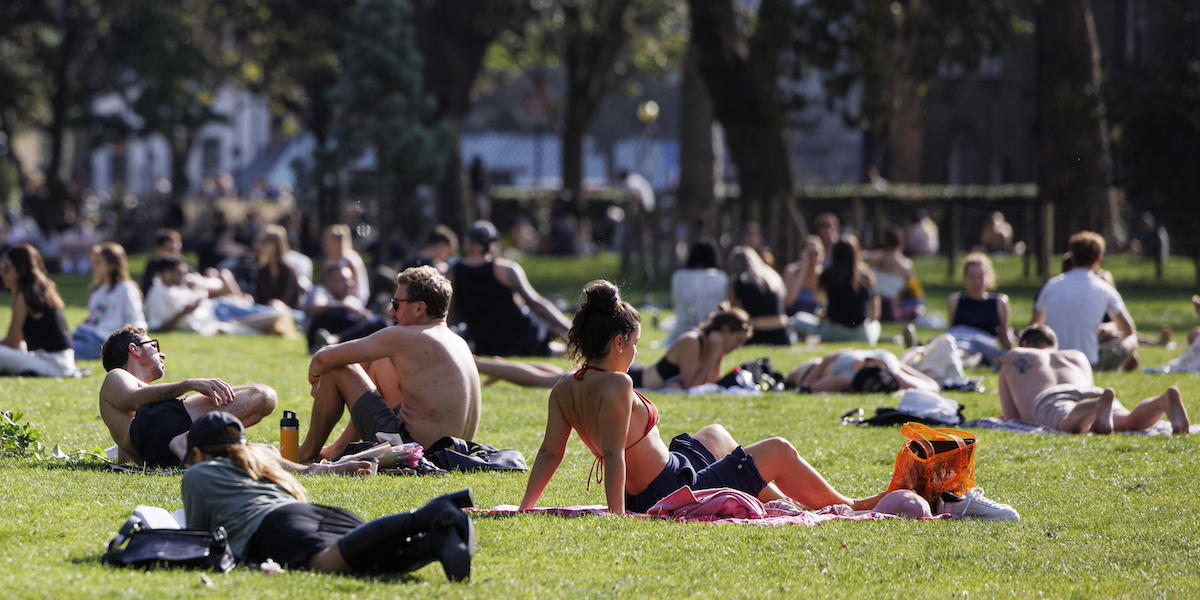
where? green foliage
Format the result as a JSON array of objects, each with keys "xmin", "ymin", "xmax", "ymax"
[
  {"xmin": 333, "ymin": 0, "xmax": 450, "ymax": 240},
  {"xmin": 791, "ymin": 0, "xmax": 1032, "ymax": 133},
  {"xmin": 0, "ymin": 411, "xmax": 43, "ymax": 458}
]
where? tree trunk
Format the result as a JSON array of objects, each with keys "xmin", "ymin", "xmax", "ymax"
[
  {"xmin": 677, "ymin": 41, "xmax": 715, "ymax": 239},
  {"xmin": 687, "ymin": 0, "xmax": 794, "ymax": 249},
  {"xmin": 1036, "ymin": 0, "xmax": 1114, "ymax": 249},
  {"xmin": 561, "ymin": 101, "xmax": 589, "ymax": 207},
  {"xmin": 169, "ymin": 130, "xmax": 195, "ymax": 206},
  {"xmin": 437, "ymin": 121, "xmax": 470, "ymax": 233}
]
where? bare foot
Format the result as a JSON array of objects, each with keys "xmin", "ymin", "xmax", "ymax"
[
  {"xmin": 1121, "ymin": 353, "xmax": 1140, "ymax": 372},
  {"xmin": 309, "ymin": 459, "xmax": 375, "ymax": 476},
  {"xmin": 1165, "ymin": 386, "xmax": 1190, "ymax": 435},
  {"xmin": 1159, "ymin": 326, "xmax": 1173, "ymax": 346},
  {"xmin": 1094, "ymin": 388, "xmax": 1116, "ymax": 434}
]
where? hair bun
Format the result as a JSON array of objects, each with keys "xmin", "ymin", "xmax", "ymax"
[{"xmin": 581, "ymin": 280, "xmax": 620, "ymax": 312}]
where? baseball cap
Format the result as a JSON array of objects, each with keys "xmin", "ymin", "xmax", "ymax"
[
  {"xmin": 188, "ymin": 411, "xmax": 246, "ymax": 450},
  {"xmin": 465, "ymin": 221, "xmax": 499, "ymax": 246}
]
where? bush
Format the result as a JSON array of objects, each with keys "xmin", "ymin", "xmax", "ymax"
[{"xmin": 0, "ymin": 411, "xmax": 43, "ymax": 458}]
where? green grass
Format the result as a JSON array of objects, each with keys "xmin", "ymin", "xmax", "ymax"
[{"xmin": 0, "ymin": 253, "xmax": 1198, "ymax": 598}]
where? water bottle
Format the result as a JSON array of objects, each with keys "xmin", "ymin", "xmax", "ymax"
[{"xmin": 279, "ymin": 410, "xmax": 299, "ymax": 462}]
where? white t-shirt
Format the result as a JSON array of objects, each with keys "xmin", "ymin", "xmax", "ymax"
[
  {"xmin": 1035, "ymin": 268, "xmax": 1127, "ymax": 365},
  {"xmin": 81, "ymin": 280, "xmax": 147, "ymax": 336},
  {"xmin": 144, "ymin": 283, "xmax": 219, "ymax": 336}
]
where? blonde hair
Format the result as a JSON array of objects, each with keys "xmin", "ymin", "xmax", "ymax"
[
  {"xmin": 962, "ymin": 252, "xmax": 996, "ymax": 290},
  {"xmin": 200, "ymin": 438, "xmax": 308, "ymax": 502},
  {"xmin": 728, "ymin": 245, "xmax": 784, "ymax": 295},
  {"xmin": 394, "ymin": 265, "xmax": 453, "ymax": 318}
]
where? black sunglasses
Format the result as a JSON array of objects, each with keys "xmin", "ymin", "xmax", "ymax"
[
  {"xmin": 138, "ymin": 339, "xmax": 161, "ymax": 352},
  {"xmin": 389, "ymin": 297, "xmax": 414, "ymax": 311}
]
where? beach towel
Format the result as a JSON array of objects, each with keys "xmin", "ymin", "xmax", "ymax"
[{"xmin": 962, "ymin": 417, "xmax": 1199, "ymax": 436}]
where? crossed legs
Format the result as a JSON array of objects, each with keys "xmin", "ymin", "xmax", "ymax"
[{"xmin": 691, "ymin": 424, "xmax": 888, "ymax": 511}]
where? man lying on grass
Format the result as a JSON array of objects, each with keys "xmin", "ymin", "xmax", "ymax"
[
  {"xmin": 98, "ymin": 326, "xmax": 369, "ymax": 474},
  {"xmin": 999, "ymin": 324, "xmax": 1190, "ymax": 434},
  {"xmin": 299, "ymin": 266, "xmax": 482, "ymax": 462}
]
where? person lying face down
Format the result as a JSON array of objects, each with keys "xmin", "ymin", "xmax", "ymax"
[
  {"xmin": 181, "ymin": 412, "xmax": 474, "ymax": 580},
  {"xmin": 474, "ymin": 307, "xmax": 753, "ymax": 390},
  {"xmin": 787, "ymin": 349, "xmax": 941, "ymax": 394},
  {"xmin": 519, "ymin": 279, "xmax": 898, "ymax": 516}
]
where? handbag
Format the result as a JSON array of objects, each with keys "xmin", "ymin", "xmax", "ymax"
[
  {"xmin": 715, "ymin": 358, "xmax": 786, "ymax": 391},
  {"xmin": 884, "ymin": 422, "xmax": 977, "ymax": 503},
  {"xmin": 103, "ymin": 516, "xmax": 236, "ymax": 573}
]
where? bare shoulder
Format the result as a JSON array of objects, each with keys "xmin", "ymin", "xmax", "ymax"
[
  {"xmin": 1057, "ymin": 349, "xmax": 1089, "ymax": 366},
  {"xmin": 100, "ymin": 368, "xmax": 142, "ymax": 396}
]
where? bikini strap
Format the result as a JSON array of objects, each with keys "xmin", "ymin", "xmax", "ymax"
[{"xmin": 574, "ymin": 364, "xmax": 606, "ymax": 380}]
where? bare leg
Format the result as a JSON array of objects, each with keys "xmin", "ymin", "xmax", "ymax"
[
  {"xmin": 743, "ymin": 437, "xmax": 881, "ymax": 510},
  {"xmin": 307, "ymin": 544, "xmax": 353, "ymax": 573},
  {"xmin": 1113, "ymin": 386, "xmax": 1188, "ymax": 433},
  {"xmin": 299, "ymin": 365, "xmax": 376, "ymax": 463},
  {"xmin": 1093, "ymin": 388, "xmax": 1116, "ymax": 434},
  {"xmin": 474, "ymin": 357, "xmax": 565, "ymax": 388},
  {"xmin": 169, "ymin": 385, "xmax": 279, "ymax": 461}
]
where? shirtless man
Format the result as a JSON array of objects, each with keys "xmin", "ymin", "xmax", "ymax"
[
  {"xmin": 299, "ymin": 266, "xmax": 482, "ymax": 462},
  {"xmin": 998, "ymin": 324, "xmax": 1189, "ymax": 434},
  {"xmin": 98, "ymin": 326, "xmax": 277, "ymax": 467}
]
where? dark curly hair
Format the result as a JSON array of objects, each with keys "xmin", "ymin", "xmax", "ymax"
[
  {"xmin": 567, "ymin": 280, "xmax": 641, "ymax": 364},
  {"xmin": 850, "ymin": 365, "xmax": 900, "ymax": 393}
]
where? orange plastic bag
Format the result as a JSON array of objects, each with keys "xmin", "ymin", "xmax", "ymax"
[{"xmin": 885, "ymin": 422, "xmax": 977, "ymax": 502}]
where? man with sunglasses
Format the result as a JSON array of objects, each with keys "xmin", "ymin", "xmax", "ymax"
[
  {"xmin": 98, "ymin": 326, "xmax": 278, "ymax": 467},
  {"xmin": 299, "ymin": 266, "xmax": 482, "ymax": 462}
]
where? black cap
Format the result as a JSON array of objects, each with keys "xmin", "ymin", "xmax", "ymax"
[
  {"xmin": 465, "ymin": 221, "xmax": 499, "ymax": 246},
  {"xmin": 188, "ymin": 411, "xmax": 246, "ymax": 451}
]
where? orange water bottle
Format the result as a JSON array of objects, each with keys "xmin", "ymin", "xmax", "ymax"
[{"xmin": 279, "ymin": 410, "xmax": 299, "ymax": 462}]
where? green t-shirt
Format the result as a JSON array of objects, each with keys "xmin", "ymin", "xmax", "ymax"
[{"xmin": 181, "ymin": 457, "xmax": 299, "ymax": 559}]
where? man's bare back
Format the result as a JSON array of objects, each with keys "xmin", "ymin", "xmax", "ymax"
[{"xmin": 998, "ymin": 347, "xmax": 1092, "ymax": 424}]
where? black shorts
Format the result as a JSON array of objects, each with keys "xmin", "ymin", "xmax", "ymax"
[
  {"xmin": 625, "ymin": 433, "xmax": 767, "ymax": 513},
  {"xmin": 349, "ymin": 390, "xmax": 414, "ymax": 444},
  {"xmin": 245, "ymin": 503, "xmax": 363, "ymax": 568},
  {"xmin": 128, "ymin": 399, "xmax": 191, "ymax": 468}
]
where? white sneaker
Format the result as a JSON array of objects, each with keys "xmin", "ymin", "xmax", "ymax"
[{"xmin": 935, "ymin": 488, "xmax": 1020, "ymax": 521}]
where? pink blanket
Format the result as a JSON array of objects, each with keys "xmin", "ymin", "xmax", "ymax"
[{"xmin": 467, "ymin": 486, "xmax": 946, "ymax": 526}]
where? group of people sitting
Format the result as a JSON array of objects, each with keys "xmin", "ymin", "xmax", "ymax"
[{"xmin": 2, "ymin": 216, "xmax": 1194, "ymax": 582}]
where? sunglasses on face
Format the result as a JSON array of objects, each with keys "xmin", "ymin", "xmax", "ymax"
[
  {"xmin": 138, "ymin": 339, "xmax": 161, "ymax": 352},
  {"xmin": 389, "ymin": 297, "xmax": 414, "ymax": 311}
]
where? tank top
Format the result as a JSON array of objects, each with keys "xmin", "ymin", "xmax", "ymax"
[
  {"xmin": 733, "ymin": 277, "xmax": 784, "ymax": 318},
  {"xmin": 952, "ymin": 295, "xmax": 1001, "ymax": 337},
  {"xmin": 24, "ymin": 307, "xmax": 71, "ymax": 352},
  {"xmin": 823, "ymin": 280, "xmax": 873, "ymax": 328},
  {"xmin": 451, "ymin": 260, "xmax": 540, "ymax": 355}
]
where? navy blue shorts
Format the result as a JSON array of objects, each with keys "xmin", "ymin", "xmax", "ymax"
[{"xmin": 625, "ymin": 433, "xmax": 767, "ymax": 513}]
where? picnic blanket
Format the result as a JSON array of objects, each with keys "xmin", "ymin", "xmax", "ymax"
[
  {"xmin": 962, "ymin": 418, "xmax": 1199, "ymax": 436},
  {"xmin": 467, "ymin": 486, "xmax": 945, "ymax": 525}
]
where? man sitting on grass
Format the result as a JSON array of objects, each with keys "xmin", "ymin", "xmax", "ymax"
[
  {"xmin": 98, "ymin": 326, "xmax": 279, "ymax": 467},
  {"xmin": 299, "ymin": 266, "xmax": 482, "ymax": 462},
  {"xmin": 998, "ymin": 324, "xmax": 1190, "ymax": 434}
]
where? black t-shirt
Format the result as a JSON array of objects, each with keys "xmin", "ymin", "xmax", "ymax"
[
  {"xmin": 822, "ymin": 279, "xmax": 875, "ymax": 328},
  {"xmin": 732, "ymin": 277, "xmax": 784, "ymax": 318}
]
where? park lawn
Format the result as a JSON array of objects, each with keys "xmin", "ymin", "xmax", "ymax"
[{"xmin": 0, "ymin": 253, "xmax": 1198, "ymax": 598}]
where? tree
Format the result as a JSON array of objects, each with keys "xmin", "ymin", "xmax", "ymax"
[
  {"xmin": 236, "ymin": 1, "xmax": 354, "ymax": 231},
  {"xmin": 687, "ymin": 0, "xmax": 1026, "ymax": 245},
  {"xmin": 0, "ymin": 3, "xmax": 47, "ymax": 200},
  {"xmin": 412, "ymin": 0, "xmax": 531, "ymax": 234},
  {"xmin": 1109, "ymin": 0, "xmax": 1200, "ymax": 281},
  {"xmin": 334, "ymin": 0, "xmax": 450, "ymax": 267},
  {"xmin": 1035, "ymin": 0, "xmax": 1116, "ymax": 248}
]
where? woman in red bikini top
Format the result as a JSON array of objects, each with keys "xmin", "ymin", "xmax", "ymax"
[{"xmin": 520, "ymin": 280, "xmax": 896, "ymax": 516}]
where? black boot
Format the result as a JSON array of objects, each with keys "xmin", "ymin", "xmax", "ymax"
[
  {"xmin": 336, "ymin": 490, "xmax": 475, "ymax": 577},
  {"xmin": 389, "ymin": 509, "xmax": 476, "ymax": 581}
]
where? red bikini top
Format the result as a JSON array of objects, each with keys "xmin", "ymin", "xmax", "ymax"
[{"xmin": 574, "ymin": 364, "xmax": 660, "ymax": 488}]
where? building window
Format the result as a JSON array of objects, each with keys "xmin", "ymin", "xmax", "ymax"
[
  {"xmin": 947, "ymin": 131, "xmax": 979, "ymax": 185},
  {"xmin": 111, "ymin": 144, "xmax": 128, "ymax": 188}
]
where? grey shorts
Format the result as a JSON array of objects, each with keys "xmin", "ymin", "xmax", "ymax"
[
  {"xmin": 1033, "ymin": 384, "xmax": 1105, "ymax": 430},
  {"xmin": 1095, "ymin": 337, "xmax": 1131, "ymax": 371},
  {"xmin": 349, "ymin": 390, "xmax": 414, "ymax": 444}
]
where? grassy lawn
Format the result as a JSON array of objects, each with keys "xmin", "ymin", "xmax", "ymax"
[{"xmin": 0, "ymin": 253, "xmax": 1197, "ymax": 598}]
